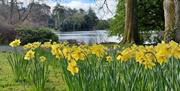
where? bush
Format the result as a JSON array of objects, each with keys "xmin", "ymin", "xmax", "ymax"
[
  {"xmin": 0, "ymin": 27, "xmax": 17, "ymax": 45},
  {"xmin": 16, "ymin": 27, "xmax": 58, "ymax": 45}
]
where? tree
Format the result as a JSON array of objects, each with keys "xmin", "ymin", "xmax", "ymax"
[
  {"xmin": 162, "ymin": 0, "xmax": 180, "ymax": 42},
  {"xmin": 53, "ymin": 4, "xmax": 68, "ymax": 29},
  {"xmin": 109, "ymin": 0, "xmax": 125, "ymax": 36},
  {"xmin": 84, "ymin": 8, "xmax": 98, "ymax": 30},
  {"xmin": 60, "ymin": 12, "xmax": 85, "ymax": 31},
  {"xmin": 52, "ymin": 6, "xmax": 99, "ymax": 31},
  {"xmin": 26, "ymin": 3, "xmax": 51, "ymax": 27},
  {"xmin": 163, "ymin": 0, "xmax": 175, "ymax": 42},
  {"xmin": 96, "ymin": 19, "xmax": 110, "ymax": 30},
  {"xmin": 122, "ymin": 0, "xmax": 139, "ymax": 43},
  {"xmin": 174, "ymin": 0, "xmax": 180, "ymax": 42},
  {"xmin": 96, "ymin": 0, "xmax": 139, "ymax": 43},
  {"xmin": 0, "ymin": 0, "xmax": 35, "ymax": 25},
  {"xmin": 138, "ymin": 0, "xmax": 164, "ymax": 32},
  {"xmin": 0, "ymin": 0, "xmax": 5, "ymax": 5},
  {"xmin": 109, "ymin": 0, "xmax": 164, "ymax": 44},
  {"xmin": 9, "ymin": 0, "xmax": 35, "ymax": 24}
]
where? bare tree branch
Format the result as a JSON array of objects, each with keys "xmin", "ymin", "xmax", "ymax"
[
  {"xmin": 21, "ymin": 0, "xmax": 35, "ymax": 22},
  {"xmin": 97, "ymin": 0, "xmax": 114, "ymax": 15},
  {"xmin": 9, "ymin": 0, "xmax": 14, "ymax": 24}
]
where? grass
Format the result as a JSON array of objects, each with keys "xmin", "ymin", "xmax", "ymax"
[{"xmin": 0, "ymin": 52, "xmax": 67, "ymax": 91}]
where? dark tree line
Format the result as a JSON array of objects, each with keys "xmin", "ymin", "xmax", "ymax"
[
  {"xmin": 0, "ymin": 1, "xmax": 110, "ymax": 31},
  {"xmin": 52, "ymin": 4, "xmax": 98, "ymax": 31},
  {"xmin": 52, "ymin": 4, "xmax": 110, "ymax": 31}
]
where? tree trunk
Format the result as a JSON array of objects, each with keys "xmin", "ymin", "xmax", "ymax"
[
  {"xmin": 1, "ymin": 0, "xmax": 5, "ymax": 5},
  {"xmin": 122, "ymin": 0, "xmax": 139, "ymax": 44},
  {"xmin": 174, "ymin": 0, "xmax": 180, "ymax": 42},
  {"xmin": 163, "ymin": 0, "xmax": 175, "ymax": 42},
  {"xmin": 9, "ymin": 0, "xmax": 14, "ymax": 24}
]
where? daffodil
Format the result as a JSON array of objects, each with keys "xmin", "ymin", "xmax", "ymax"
[
  {"xmin": 39, "ymin": 56, "xmax": 47, "ymax": 62},
  {"xmin": 116, "ymin": 48, "xmax": 132, "ymax": 61},
  {"xmin": 106, "ymin": 56, "xmax": 112, "ymax": 63},
  {"xmin": 9, "ymin": 39, "xmax": 21, "ymax": 47},
  {"xmin": 23, "ymin": 43, "xmax": 33, "ymax": 49},
  {"xmin": 63, "ymin": 47, "xmax": 73, "ymax": 61},
  {"xmin": 135, "ymin": 51, "xmax": 145, "ymax": 64},
  {"xmin": 71, "ymin": 48, "xmax": 85, "ymax": 61},
  {"xmin": 90, "ymin": 44, "xmax": 107, "ymax": 57},
  {"xmin": 171, "ymin": 46, "xmax": 180, "ymax": 59},
  {"xmin": 156, "ymin": 50, "xmax": 168, "ymax": 64},
  {"xmin": 67, "ymin": 60, "xmax": 79, "ymax": 75},
  {"xmin": 169, "ymin": 40, "xmax": 178, "ymax": 48},
  {"xmin": 24, "ymin": 50, "xmax": 35, "ymax": 60},
  {"xmin": 51, "ymin": 44, "xmax": 63, "ymax": 59},
  {"xmin": 32, "ymin": 42, "xmax": 41, "ymax": 49},
  {"xmin": 143, "ymin": 53, "xmax": 156, "ymax": 69},
  {"xmin": 41, "ymin": 42, "xmax": 52, "ymax": 48}
]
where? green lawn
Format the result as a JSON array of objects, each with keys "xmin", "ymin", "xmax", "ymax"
[{"xmin": 0, "ymin": 52, "xmax": 67, "ymax": 91}]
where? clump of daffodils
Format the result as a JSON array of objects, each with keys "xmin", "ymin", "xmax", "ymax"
[
  {"xmin": 9, "ymin": 39, "xmax": 180, "ymax": 75},
  {"xmin": 117, "ymin": 40, "xmax": 180, "ymax": 69},
  {"xmin": 23, "ymin": 42, "xmax": 41, "ymax": 50},
  {"xmin": 50, "ymin": 43, "xmax": 108, "ymax": 75},
  {"xmin": 9, "ymin": 39, "xmax": 21, "ymax": 47}
]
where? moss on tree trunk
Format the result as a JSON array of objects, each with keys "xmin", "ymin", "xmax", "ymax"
[{"xmin": 163, "ymin": 0, "xmax": 175, "ymax": 42}]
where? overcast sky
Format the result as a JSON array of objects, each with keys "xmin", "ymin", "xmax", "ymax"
[{"xmin": 18, "ymin": 0, "xmax": 118, "ymax": 20}]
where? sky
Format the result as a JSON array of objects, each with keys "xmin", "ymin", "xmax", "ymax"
[{"xmin": 18, "ymin": 0, "xmax": 118, "ymax": 20}]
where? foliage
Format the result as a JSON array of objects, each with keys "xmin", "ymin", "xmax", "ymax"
[
  {"xmin": 109, "ymin": 0, "xmax": 125, "ymax": 36},
  {"xmin": 8, "ymin": 40, "xmax": 53, "ymax": 91},
  {"xmin": 26, "ymin": 48, "xmax": 50, "ymax": 91},
  {"xmin": 137, "ymin": 0, "xmax": 164, "ymax": 32},
  {"xmin": 96, "ymin": 19, "xmax": 110, "ymax": 30},
  {"xmin": 7, "ymin": 40, "xmax": 28, "ymax": 82},
  {"xmin": 7, "ymin": 49, "xmax": 28, "ymax": 81},
  {"xmin": 16, "ymin": 27, "xmax": 58, "ymax": 45},
  {"xmin": 83, "ymin": 8, "xmax": 98, "ymax": 30},
  {"xmin": 109, "ymin": 0, "xmax": 164, "ymax": 42},
  {"xmin": 0, "ymin": 26, "xmax": 17, "ymax": 45},
  {"xmin": 0, "ymin": 52, "xmax": 67, "ymax": 91},
  {"xmin": 59, "ymin": 12, "xmax": 85, "ymax": 31}
]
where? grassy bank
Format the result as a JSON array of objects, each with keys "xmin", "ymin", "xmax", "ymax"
[{"xmin": 0, "ymin": 52, "xmax": 67, "ymax": 91}]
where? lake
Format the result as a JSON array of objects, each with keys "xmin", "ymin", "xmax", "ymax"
[{"xmin": 55, "ymin": 30, "xmax": 121, "ymax": 44}]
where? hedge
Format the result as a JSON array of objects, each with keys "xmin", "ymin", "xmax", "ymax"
[{"xmin": 16, "ymin": 27, "xmax": 59, "ymax": 45}]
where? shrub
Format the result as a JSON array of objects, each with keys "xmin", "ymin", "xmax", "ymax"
[
  {"xmin": 0, "ymin": 27, "xmax": 17, "ymax": 45},
  {"xmin": 16, "ymin": 27, "xmax": 58, "ymax": 45}
]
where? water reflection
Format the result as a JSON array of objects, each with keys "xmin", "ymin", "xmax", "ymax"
[{"xmin": 55, "ymin": 30, "xmax": 121, "ymax": 44}]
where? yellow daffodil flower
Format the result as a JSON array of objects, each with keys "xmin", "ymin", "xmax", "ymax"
[
  {"xmin": 106, "ymin": 56, "xmax": 112, "ymax": 63},
  {"xmin": 23, "ymin": 43, "xmax": 33, "ymax": 49},
  {"xmin": 39, "ymin": 56, "xmax": 47, "ymax": 62},
  {"xmin": 67, "ymin": 60, "xmax": 79, "ymax": 75},
  {"xmin": 24, "ymin": 50, "xmax": 35, "ymax": 60},
  {"xmin": 9, "ymin": 39, "xmax": 21, "ymax": 47},
  {"xmin": 90, "ymin": 44, "xmax": 107, "ymax": 57},
  {"xmin": 71, "ymin": 48, "xmax": 85, "ymax": 61}
]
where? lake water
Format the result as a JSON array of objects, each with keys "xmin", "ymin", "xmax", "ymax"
[{"xmin": 55, "ymin": 30, "xmax": 121, "ymax": 44}]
